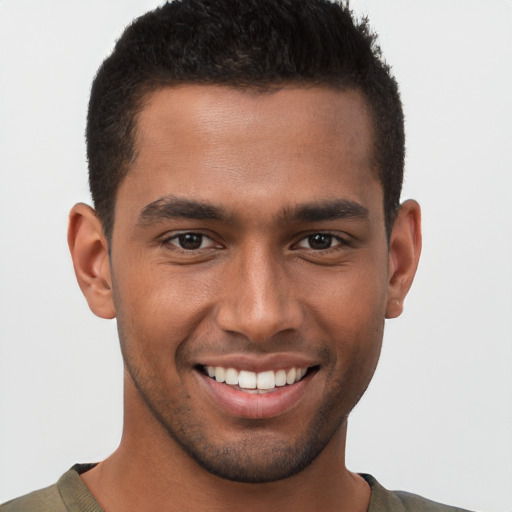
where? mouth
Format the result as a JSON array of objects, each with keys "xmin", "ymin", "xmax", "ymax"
[
  {"xmin": 199, "ymin": 365, "xmax": 317, "ymax": 394},
  {"xmin": 194, "ymin": 354, "xmax": 320, "ymax": 419}
]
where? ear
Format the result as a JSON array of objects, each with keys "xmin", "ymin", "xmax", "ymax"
[
  {"xmin": 68, "ymin": 203, "xmax": 116, "ymax": 319},
  {"xmin": 385, "ymin": 199, "xmax": 422, "ymax": 319}
]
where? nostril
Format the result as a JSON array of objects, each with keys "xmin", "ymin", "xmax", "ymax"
[{"xmin": 215, "ymin": 299, "xmax": 304, "ymax": 343}]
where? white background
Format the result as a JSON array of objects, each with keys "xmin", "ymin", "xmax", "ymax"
[{"xmin": 0, "ymin": 1, "xmax": 511, "ymax": 510}]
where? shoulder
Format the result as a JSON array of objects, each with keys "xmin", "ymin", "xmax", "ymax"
[
  {"xmin": 0, "ymin": 483, "xmax": 67, "ymax": 512},
  {"xmin": 0, "ymin": 465, "xmax": 102, "ymax": 512},
  {"xmin": 361, "ymin": 474, "xmax": 476, "ymax": 512}
]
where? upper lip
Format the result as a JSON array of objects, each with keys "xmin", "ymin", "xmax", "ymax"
[{"xmin": 196, "ymin": 353, "xmax": 319, "ymax": 373}]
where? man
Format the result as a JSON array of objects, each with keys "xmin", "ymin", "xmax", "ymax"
[{"xmin": 0, "ymin": 0, "xmax": 475, "ymax": 510}]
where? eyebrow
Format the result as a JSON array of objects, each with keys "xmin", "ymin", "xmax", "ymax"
[
  {"xmin": 138, "ymin": 195, "xmax": 229, "ymax": 225},
  {"xmin": 137, "ymin": 195, "xmax": 369, "ymax": 226},
  {"xmin": 280, "ymin": 199, "xmax": 369, "ymax": 223}
]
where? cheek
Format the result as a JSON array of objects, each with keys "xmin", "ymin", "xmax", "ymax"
[
  {"xmin": 302, "ymin": 263, "xmax": 387, "ymax": 379},
  {"xmin": 112, "ymin": 261, "xmax": 220, "ymax": 353},
  {"xmin": 303, "ymin": 262, "xmax": 389, "ymax": 329}
]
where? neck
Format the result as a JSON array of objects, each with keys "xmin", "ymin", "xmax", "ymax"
[{"xmin": 81, "ymin": 375, "xmax": 370, "ymax": 512}]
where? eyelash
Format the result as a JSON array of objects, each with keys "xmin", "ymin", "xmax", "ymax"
[
  {"xmin": 293, "ymin": 232, "xmax": 348, "ymax": 251},
  {"xmin": 161, "ymin": 232, "xmax": 219, "ymax": 251},
  {"xmin": 160, "ymin": 231, "xmax": 349, "ymax": 252}
]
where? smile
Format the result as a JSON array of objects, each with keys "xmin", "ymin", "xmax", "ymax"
[{"xmin": 203, "ymin": 365, "xmax": 309, "ymax": 393}]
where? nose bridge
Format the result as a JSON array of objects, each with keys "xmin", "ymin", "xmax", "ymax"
[{"xmin": 216, "ymin": 240, "xmax": 302, "ymax": 342}]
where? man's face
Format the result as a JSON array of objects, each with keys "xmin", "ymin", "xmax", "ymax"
[{"xmin": 110, "ymin": 85, "xmax": 390, "ymax": 482}]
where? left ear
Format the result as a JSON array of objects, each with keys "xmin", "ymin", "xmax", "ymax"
[{"xmin": 385, "ymin": 199, "xmax": 422, "ymax": 319}]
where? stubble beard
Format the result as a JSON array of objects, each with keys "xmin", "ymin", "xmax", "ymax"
[
  {"xmin": 125, "ymin": 358, "xmax": 358, "ymax": 484},
  {"xmin": 117, "ymin": 308, "xmax": 383, "ymax": 484}
]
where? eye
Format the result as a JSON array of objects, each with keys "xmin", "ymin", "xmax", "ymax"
[
  {"xmin": 165, "ymin": 232, "xmax": 217, "ymax": 251},
  {"xmin": 295, "ymin": 233, "xmax": 344, "ymax": 250}
]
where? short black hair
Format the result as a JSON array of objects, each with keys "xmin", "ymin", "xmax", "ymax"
[{"xmin": 87, "ymin": 0, "xmax": 404, "ymax": 239}]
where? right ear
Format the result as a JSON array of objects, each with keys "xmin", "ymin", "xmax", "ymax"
[{"xmin": 68, "ymin": 203, "xmax": 116, "ymax": 319}]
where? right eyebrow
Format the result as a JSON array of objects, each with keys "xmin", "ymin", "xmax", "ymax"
[{"xmin": 137, "ymin": 195, "xmax": 229, "ymax": 226}]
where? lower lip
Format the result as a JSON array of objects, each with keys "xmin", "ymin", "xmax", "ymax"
[{"xmin": 197, "ymin": 371, "xmax": 311, "ymax": 419}]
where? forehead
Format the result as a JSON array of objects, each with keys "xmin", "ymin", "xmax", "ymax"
[
  {"xmin": 118, "ymin": 84, "xmax": 381, "ymax": 225},
  {"xmin": 135, "ymin": 84, "xmax": 374, "ymax": 168}
]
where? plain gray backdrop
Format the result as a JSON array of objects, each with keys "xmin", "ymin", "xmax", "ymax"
[{"xmin": 1, "ymin": 1, "xmax": 511, "ymax": 510}]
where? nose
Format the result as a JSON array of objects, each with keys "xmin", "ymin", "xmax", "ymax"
[{"xmin": 215, "ymin": 245, "xmax": 303, "ymax": 343}]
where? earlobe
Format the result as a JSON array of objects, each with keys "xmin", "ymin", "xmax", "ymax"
[
  {"xmin": 68, "ymin": 203, "xmax": 116, "ymax": 319},
  {"xmin": 385, "ymin": 200, "xmax": 422, "ymax": 319}
]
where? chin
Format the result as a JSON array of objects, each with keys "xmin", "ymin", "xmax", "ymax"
[{"xmin": 177, "ymin": 433, "xmax": 329, "ymax": 483}]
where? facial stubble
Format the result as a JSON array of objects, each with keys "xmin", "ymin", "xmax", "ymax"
[{"xmin": 121, "ymin": 331, "xmax": 382, "ymax": 484}]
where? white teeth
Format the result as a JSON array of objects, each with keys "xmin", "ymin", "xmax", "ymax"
[
  {"xmin": 238, "ymin": 370, "xmax": 257, "ymax": 389},
  {"xmin": 286, "ymin": 367, "xmax": 296, "ymax": 385},
  {"xmin": 214, "ymin": 366, "xmax": 225, "ymax": 383},
  {"xmin": 225, "ymin": 368, "xmax": 238, "ymax": 385},
  {"xmin": 257, "ymin": 370, "xmax": 275, "ymax": 390},
  {"xmin": 205, "ymin": 365, "xmax": 310, "ymax": 390},
  {"xmin": 275, "ymin": 369, "xmax": 287, "ymax": 387}
]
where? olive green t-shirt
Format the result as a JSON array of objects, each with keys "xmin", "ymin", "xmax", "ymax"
[{"xmin": 0, "ymin": 465, "xmax": 474, "ymax": 512}]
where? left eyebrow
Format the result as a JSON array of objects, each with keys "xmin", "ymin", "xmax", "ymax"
[
  {"xmin": 137, "ymin": 195, "xmax": 230, "ymax": 225},
  {"xmin": 280, "ymin": 199, "xmax": 369, "ymax": 223}
]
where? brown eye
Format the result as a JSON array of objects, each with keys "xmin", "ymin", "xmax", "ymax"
[
  {"xmin": 307, "ymin": 233, "xmax": 334, "ymax": 250},
  {"xmin": 294, "ymin": 233, "xmax": 346, "ymax": 251},
  {"xmin": 177, "ymin": 233, "xmax": 204, "ymax": 250},
  {"xmin": 165, "ymin": 232, "xmax": 216, "ymax": 250}
]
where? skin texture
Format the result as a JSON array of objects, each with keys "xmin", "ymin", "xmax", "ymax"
[{"xmin": 68, "ymin": 85, "xmax": 421, "ymax": 512}]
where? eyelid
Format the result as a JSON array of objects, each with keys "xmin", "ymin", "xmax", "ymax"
[
  {"xmin": 160, "ymin": 230, "xmax": 223, "ymax": 250},
  {"xmin": 158, "ymin": 229, "xmax": 351, "ymax": 251},
  {"xmin": 292, "ymin": 231, "xmax": 349, "ymax": 250}
]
